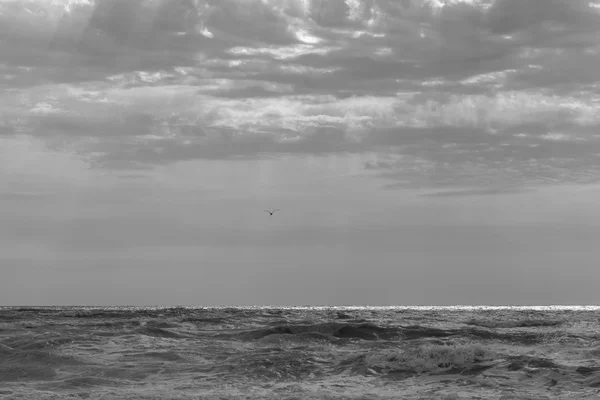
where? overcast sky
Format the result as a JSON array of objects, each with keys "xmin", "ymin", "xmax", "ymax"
[{"xmin": 2, "ymin": 0, "xmax": 600, "ymax": 306}]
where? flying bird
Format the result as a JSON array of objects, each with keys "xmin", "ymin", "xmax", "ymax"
[{"xmin": 264, "ymin": 209, "xmax": 280, "ymax": 216}]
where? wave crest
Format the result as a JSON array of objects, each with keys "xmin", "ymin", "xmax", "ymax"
[
  {"xmin": 365, "ymin": 344, "xmax": 495, "ymax": 375},
  {"xmin": 240, "ymin": 322, "xmax": 399, "ymax": 341}
]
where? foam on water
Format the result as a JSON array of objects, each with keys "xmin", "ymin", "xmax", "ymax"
[{"xmin": 1, "ymin": 306, "xmax": 600, "ymax": 399}]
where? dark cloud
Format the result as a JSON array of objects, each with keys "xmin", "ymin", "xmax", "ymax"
[{"xmin": 2, "ymin": 0, "xmax": 600, "ymax": 188}]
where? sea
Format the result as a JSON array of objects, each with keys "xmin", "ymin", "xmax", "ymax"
[{"xmin": 1, "ymin": 306, "xmax": 600, "ymax": 400}]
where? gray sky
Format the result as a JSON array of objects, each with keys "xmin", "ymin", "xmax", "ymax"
[{"xmin": 2, "ymin": 0, "xmax": 600, "ymax": 306}]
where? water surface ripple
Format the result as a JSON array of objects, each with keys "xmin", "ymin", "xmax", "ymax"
[{"xmin": 1, "ymin": 306, "xmax": 600, "ymax": 399}]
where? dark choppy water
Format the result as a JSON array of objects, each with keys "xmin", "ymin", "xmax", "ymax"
[{"xmin": 1, "ymin": 306, "xmax": 600, "ymax": 399}]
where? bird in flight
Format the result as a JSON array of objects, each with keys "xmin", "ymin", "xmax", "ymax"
[{"xmin": 264, "ymin": 209, "xmax": 280, "ymax": 216}]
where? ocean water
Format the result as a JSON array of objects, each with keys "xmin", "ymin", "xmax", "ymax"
[{"xmin": 1, "ymin": 306, "xmax": 600, "ymax": 399}]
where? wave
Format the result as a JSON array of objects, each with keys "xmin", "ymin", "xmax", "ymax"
[
  {"xmin": 15, "ymin": 337, "xmax": 79, "ymax": 351},
  {"xmin": 0, "ymin": 313, "xmax": 26, "ymax": 321},
  {"xmin": 400, "ymin": 324, "xmax": 558, "ymax": 345},
  {"xmin": 46, "ymin": 376, "xmax": 119, "ymax": 388},
  {"xmin": 4, "ymin": 306, "xmax": 600, "ymax": 398},
  {"xmin": 216, "ymin": 349, "xmax": 327, "ymax": 381},
  {"xmin": 364, "ymin": 344, "xmax": 495, "ymax": 375},
  {"xmin": 181, "ymin": 317, "xmax": 226, "ymax": 324},
  {"xmin": 465, "ymin": 318, "xmax": 565, "ymax": 328},
  {"xmin": 122, "ymin": 351, "xmax": 184, "ymax": 362},
  {"xmin": 238, "ymin": 322, "xmax": 556, "ymax": 345},
  {"xmin": 239, "ymin": 322, "xmax": 400, "ymax": 341},
  {"xmin": 135, "ymin": 326, "xmax": 185, "ymax": 339},
  {"xmin": 396, "ymin": 324, "xmax": 555, "ymax": 345},
  {"xmin": 146, "ymin": 320, "xmax": 180, "ymax": 329},
  {"xmin": 335, "ymin": 312, "xmax": 353, "ymax": 319},
  {"xmin": 0, "ymin": 347, "xmax": 81, "ymax": 366},
  {"xmin": 91, "ymin": 320, "xmax": 142, "ymax": 329},
  {"xmin": 99, "ymin": 366, "xmax": 163, "ymax": 381},
  {"xmin": 587, "ymin": 346, "xmax": 600, "ymax": 357},
  {"xmin": 258, "ymin": 332, "xmax": 344, "ymax": 346},
  {"xmin": 463, "ymin": 327, "xmax": 545, "ymax": 344},
  {"xmin": 0, "ymin": 346, "xmax": 83, "ymax": 382},
  {"xmin": 63, "ymin": 310, "xmax": 141, "ymax": 319},
  {"xmin": 506, "ymin": 355, "xmax": 562, "ymax": 371},
  {"xmin": 399, "ymin": 325, "xmax": 455, "ymax": 340}
]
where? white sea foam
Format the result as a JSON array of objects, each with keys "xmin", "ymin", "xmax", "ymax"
[{"xmin": 2, "ymin": 306, "xmax": 600, "ymax": 399}]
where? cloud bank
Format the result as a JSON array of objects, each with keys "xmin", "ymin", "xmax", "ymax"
[{"xmin": 2, "ymin": 0, "xmax": 600, "ymax": 189}]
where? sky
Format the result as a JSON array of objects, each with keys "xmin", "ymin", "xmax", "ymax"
[{"xmin": 2, "ymin": 0, "xmax": 600, "ymax": 306}]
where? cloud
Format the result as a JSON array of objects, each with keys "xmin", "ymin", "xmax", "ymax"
[{"xmin": 2, "ymin": 0, "xmax": 600, "ymax": 188}]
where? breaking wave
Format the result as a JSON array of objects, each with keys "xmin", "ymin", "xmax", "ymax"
[
  {"xmin": 2, "ymin": 306, "xmax": 600, "ymax": 399},
  {"xmin": 365, "ymin": 343, "xmax": 495, "ymax": 374}
]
